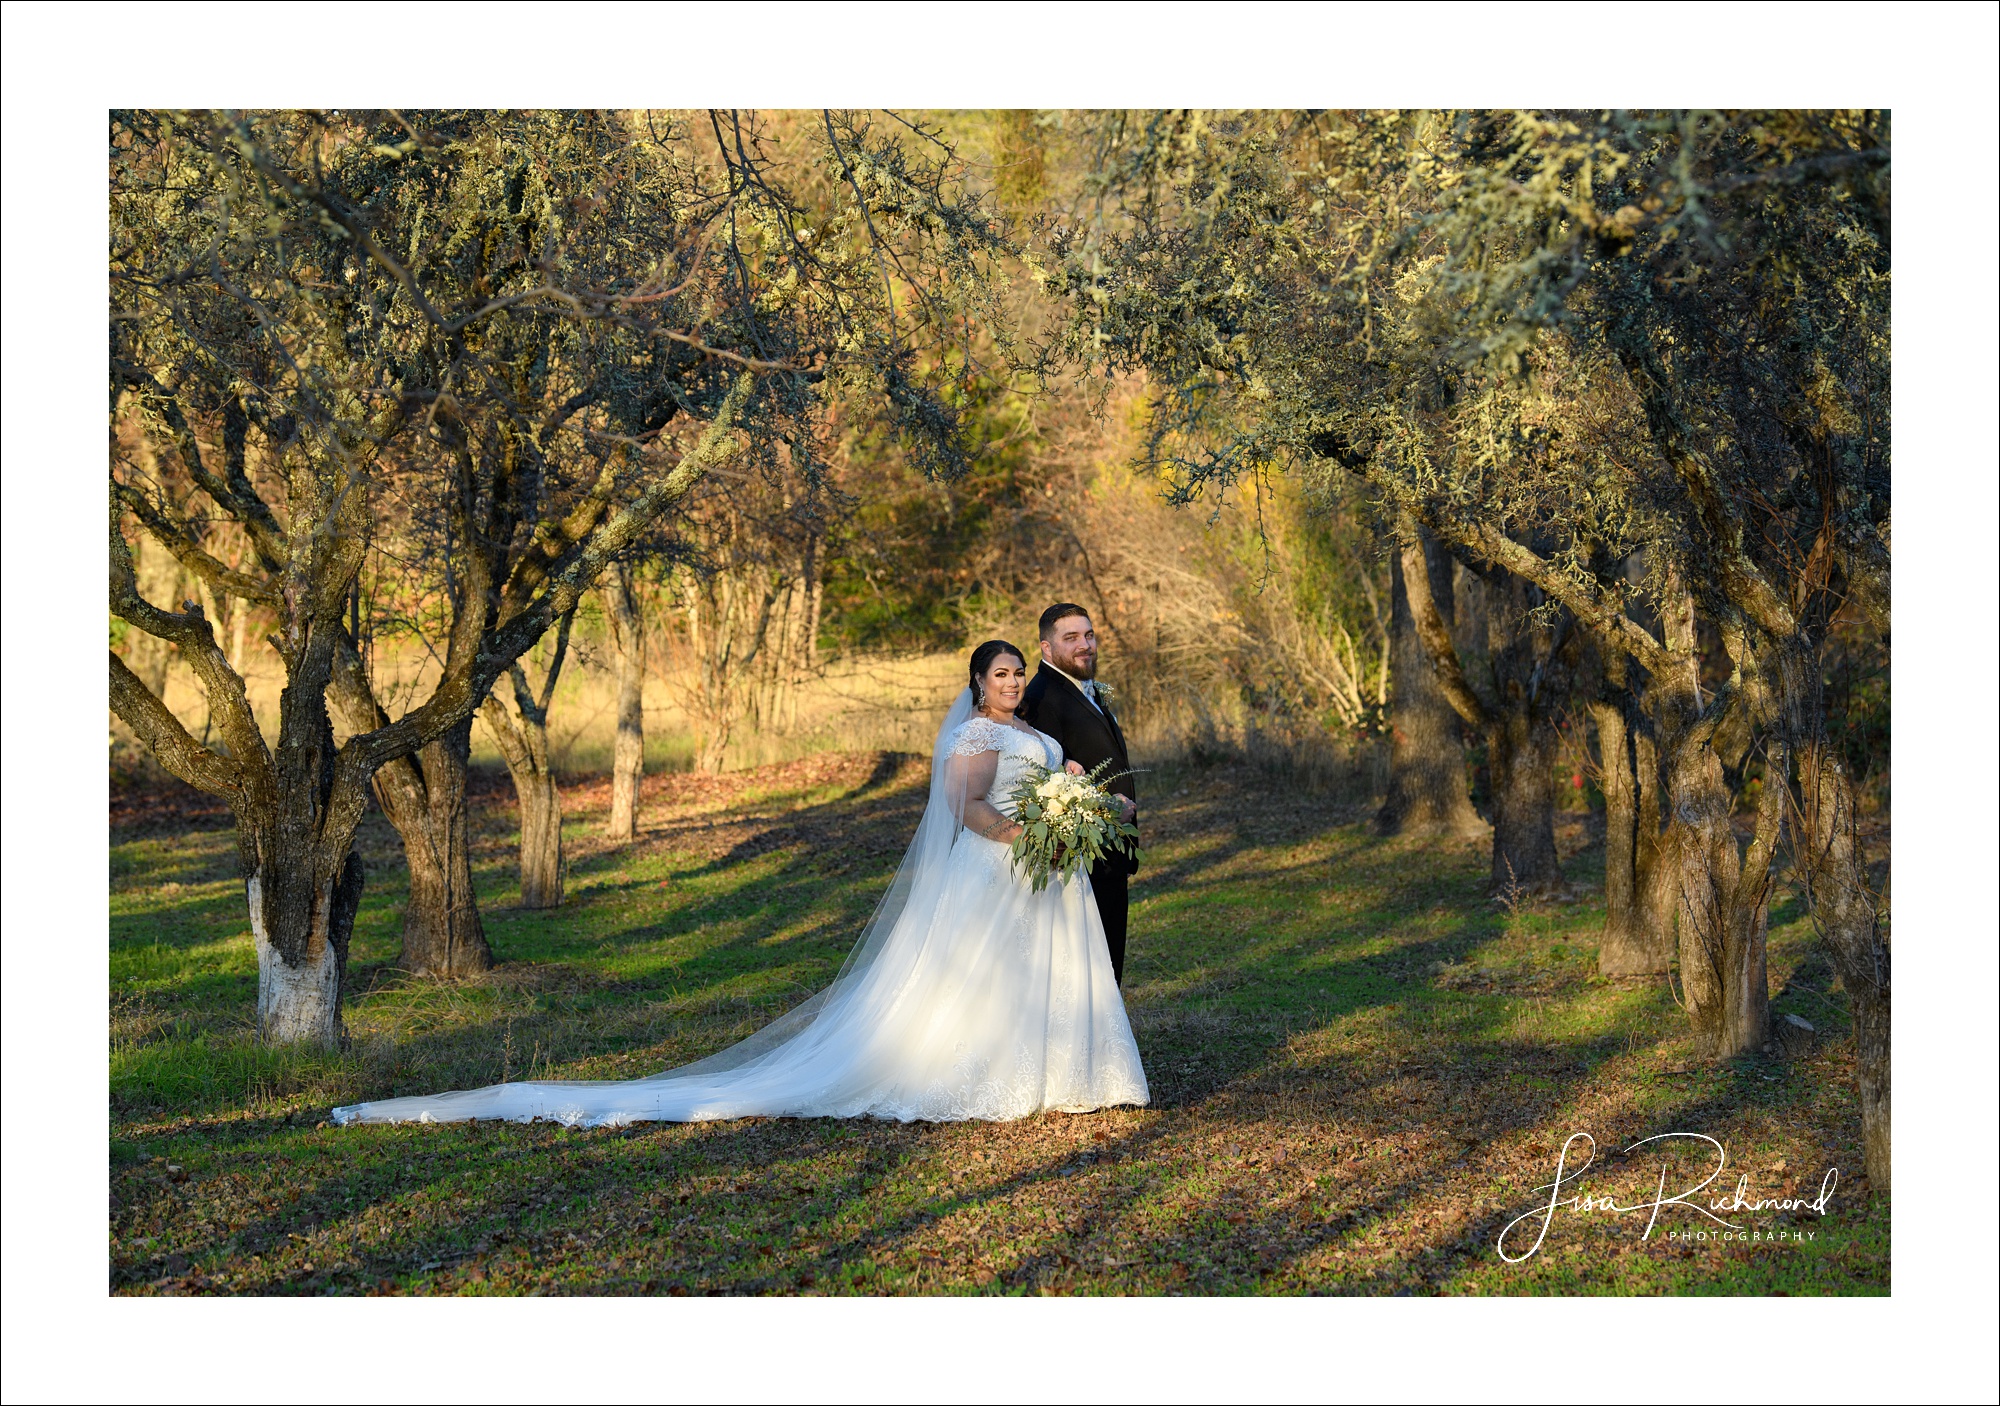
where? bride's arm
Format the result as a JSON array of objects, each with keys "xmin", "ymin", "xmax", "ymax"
[{"xmin": 947, "ymin": 749, "xmax": 1023, "ymax": 843}]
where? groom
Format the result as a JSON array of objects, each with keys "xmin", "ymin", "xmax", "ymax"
[{"xmin": 1019, "ymin": 603, "xmax": 1138, "ymax": 985}]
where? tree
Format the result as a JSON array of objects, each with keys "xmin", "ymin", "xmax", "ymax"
[
  {"xmin": 660, "ymin": 441, "xmax": 826, "ymax": 773},
  {"xmin": 480, "ymin": 610, "xmax": 576, "ymax": 908},
  {"xmin": 1044, "ymin": 111, "xmax": 1579, "ymax": 891},
  {"xmin": 601, "ymin": 564, "xmax": 647, "ymax": 841},
  {"xmin": 1366, "ymin": 109, "xmax": 1890, "ymax": 1179},
  {"xmin": 1044, "ymin": 110, "xmax": 1890, "ymax": 1184},
  {"xmin": 110, "ymin": 108, "xmax": 1011, "ymax": 1043},
  {"xmin": 1375, "ymin": 525, "xmax": 1485, "ymax": 841},
  {"xmin": 1584, "ymin": 619, "xmax": 1676, "ymax": 976},
  {"xmin": 1398, "ymin": 527, "xmax": 1577, "ymax": 891}
]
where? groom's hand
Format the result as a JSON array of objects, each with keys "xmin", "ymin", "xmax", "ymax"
[{"xmin": 1118, "ymin": 796, "xmax": 1136, "ymax": 823}]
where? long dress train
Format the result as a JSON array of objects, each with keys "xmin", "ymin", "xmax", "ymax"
[{"xmin": 331, "ymin": 693, "xmax": 1148, "ymax": 1127}]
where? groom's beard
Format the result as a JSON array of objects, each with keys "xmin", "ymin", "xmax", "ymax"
[{"xmin": 1056, "ymin": 652, "xmax": 1096, "ymax": 679}]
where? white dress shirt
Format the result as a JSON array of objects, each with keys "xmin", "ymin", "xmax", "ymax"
[{"xmin": 1048, "ymin": 663, "xmax": 1104, "ymax": 714}]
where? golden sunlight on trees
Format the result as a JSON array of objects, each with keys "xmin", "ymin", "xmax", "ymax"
[
  {"xmin": 1047, "ymin": 108, "xmax": 1890, "ymax": 1187},
  {"xmin": 108, "ymin": 108, "xmax": 1890, "ymax": 1192},
  {"xmin": 110, "ymin": 108, "xmax": 1013, "ymax": 1044}
]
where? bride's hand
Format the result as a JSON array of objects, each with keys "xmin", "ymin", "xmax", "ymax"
[{"xmin": 1064, "ymin": 760, "xmax": 1085, "ymax": 776}]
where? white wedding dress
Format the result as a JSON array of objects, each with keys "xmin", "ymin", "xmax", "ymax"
[{"xmin": 332, "ymin": 691, "xmax": 1148, "ymax": 1127}]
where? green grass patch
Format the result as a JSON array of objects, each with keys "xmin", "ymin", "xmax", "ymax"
[
  {"xmin": 109, "ymin": 752, "xmax": 1887, "ymax": 1296},
  {"xmin": 113, "ymin": 1033, "xmax": 360, "ymax": 1115}
]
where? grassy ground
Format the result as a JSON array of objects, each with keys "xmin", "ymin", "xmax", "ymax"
[{"xmin": 109, "ymin": 752, "xmax": 1888, "ymax": 1296}]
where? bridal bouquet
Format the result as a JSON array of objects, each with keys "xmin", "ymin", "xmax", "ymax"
[{"xmin": 1003, "ymin": 759, "xmax": 1139, "ymax": 893}]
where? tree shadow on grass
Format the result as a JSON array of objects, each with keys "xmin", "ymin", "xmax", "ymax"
[
  {"xmin": 124, "ymin": 1012, "xmax": 1743, "ymax": 1297},
  {"xmin": 329, "ymin": 755, "xmax": 1499, "ymax": 1118},
  {"xmin": 121, "ymin": 756, "xmax": 1874, "ymax": 1296},
  {"xmin": 251, "ymin": 752, "xmax": 1524, "ymax": 1135}
]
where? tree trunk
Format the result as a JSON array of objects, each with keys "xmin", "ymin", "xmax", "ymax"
[
  {"xmin": 1632, "ymin": 728, "xmax": 1675, "ymax": 946},
  {"xmin": 326, "ymin": 639, "xmax": 492, "ymax": 978},
  {"xmin": 1395, "ymin": 525, "xmax": 1562, "ymax": 890},
  {"xmin": 371, "ymin": 719, "xmax": 494, "ymax": 976},
  {"xmin": 1664, "ymin": 727, "xmax": 1774, "ymax": 1059},
  {"xmin": 1632, "ymin": 570, "xmax": 1773, "ymax": 1058},
  {"xmin": 247, "ymin": 643, "xmax": 373, "ymax": 1046},
  {"xmin": 1592, "ymin": 686, "xmax": 1676, "ymax": 975},
  {"xmin": 602, "ymin": 567, "xmax": 645, "ymax": 843},
  {"xmin": 681, "ymin": 562, "xmax": 785, "ymax": 775},
  {"xmin": 1591, "ymin": 699, "xmax": 1644, "ymax": 971},
  {"xmin": 1487, "ymin": 708, "xmax": 1564, "ymax": 894},
  {"xmin": 1797, "ymin": 740, "xmax": 1890, "ymax": 1191},
  {"xmin": 111, "ymin": 513, "xmax": 376, "ymax": 1048},
  {"xmin": 1377, "ymin": 532, "xmax": 1486, "ymax": 840},
  {"xmin": 482, "ymin": 695, "xmax": 566, "ymax": 909},
  {"xmin": 1482, "ymin": 569, "xmax": 1571, "ymax": 895},
  {"xmin": 515, "ymin": 763, "xmax": 565, "ymax": 907},
  {"xmin": 247, "ymin": 853, "xmax": 362, "ymax": 1047},
  {"xmin": 479, "ymin": 612, "xmax": 575, "ymax": 910},
  {"xmin": 695, "ymin": 724, "xmax": 730, "ymax": 775},
  {"xmin": 685, "ymin": 570, "xmax": 730, "ymax": 775}
]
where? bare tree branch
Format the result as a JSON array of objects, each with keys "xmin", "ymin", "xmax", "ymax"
[
  {"xmin": 1398, "ymin": 520, "xmax": 1491, "ymax": 730},
  {"xmin": 109, "ymin": 504, "xmax": 274, "ymax": 780},
  {"xmin": 109, "ymin": 650, "xmax": 243, "ymax": 800},
  {"xmin": 112, "ymin": 483, "xmax": 280, "ymax": 603}
]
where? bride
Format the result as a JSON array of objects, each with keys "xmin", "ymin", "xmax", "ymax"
[{"xmin": 332, "ymin": 640, "xmax": 1149, "ymax": 1128}]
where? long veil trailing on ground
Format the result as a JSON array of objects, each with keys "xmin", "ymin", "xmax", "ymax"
[
  {"xmin": 332, "ymin": 689, "xmax": 987, "ymax": 1125},
  {"xmin": 627, "ymin": 687, "xmax": 984, "ymax": 1081}
]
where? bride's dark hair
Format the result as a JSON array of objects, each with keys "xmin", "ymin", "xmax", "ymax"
[{"xmin": 968, "ymin": 639, "xmax": 1027, "ymax": 703}]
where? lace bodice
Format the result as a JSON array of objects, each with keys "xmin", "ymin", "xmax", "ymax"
[{"xmin": 947, "ymin": 716, "xmax": 1062, "ymax": 813}]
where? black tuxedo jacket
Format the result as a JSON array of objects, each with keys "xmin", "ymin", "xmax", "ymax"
[{"xmin": 1019, "ymin": 665, "xmax": 1137, "ymax": 875}]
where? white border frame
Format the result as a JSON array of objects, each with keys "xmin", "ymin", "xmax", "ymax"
[{"xmin": 5, "ymin": 4, "xmax": 1994, "ymax": 1401}]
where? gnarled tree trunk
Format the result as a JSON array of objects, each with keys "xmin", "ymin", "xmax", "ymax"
[
  {"xmin": 1377, "ymin": 531, "xmax": 1486, "ymax": 840},
  {"xmin": 1665, "ymin": 729, "xmax": 1774, "ymax": 1058},
  {"xmin": 328, "ymin": 642, "xmax": 492, "ymax": 977},
  {"xmin": 1397, "ymin": 522, "xmax": 1568, "ymax": 894},
  {"xmin": 495, "ymin": 747, "xmax": 565, "ymax": 908},
  {"xmin": 371, "ymin": 722, "xmax": 493, "ymax": 976},
  {"xmin": 1631, "ymin": 728, "xmax": 1674, "ymax": 958},
  {"xmin": 247, "ymin": 853, "xmax": 363, "ymax": 1046},
  {"xmin": 1479, "ymin": 569, "xmax": 1573, "ymax": 895},
  {"xmin": 1487, "ymin": 706, "xmax": 1564, "ymax": 894},
  {"xmin": 1592, "ymin": 660, "xmax": 1676, "ymax": 975},
  {"xmin": 1590, "ymin": 698, "xmax": 1643, "ymax": 969},
  {"xmin": 602, "ymin": 566, "xmax": 645, "ymax": 843},
  {"xmin": 1643, "ymin": 575, "xmax": 1776, "ymax": 1058},
  {"xmin": 481, "ymin": 611, "xmax": 575, "ymax": 909},
  {"xmin": 245, "ymin": 669, "xmax": 371, "ymax": 1046},
  {"xmin": 111, "ymin": 530, "xmax": 375, "ymax": 1050},
  {"xmin": 1796, "ymin": 741, "xmax": 1890, "ymax": 1190}
]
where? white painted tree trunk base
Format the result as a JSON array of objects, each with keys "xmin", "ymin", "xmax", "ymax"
[{"xmin": 249, "ymin": 875, "xmax": 343, "ymax": 1048}]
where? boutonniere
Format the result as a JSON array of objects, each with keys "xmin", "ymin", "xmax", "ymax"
[{"xmin": 1092, "ymin": 682, "xmax": 1117, "ymax": 711}]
